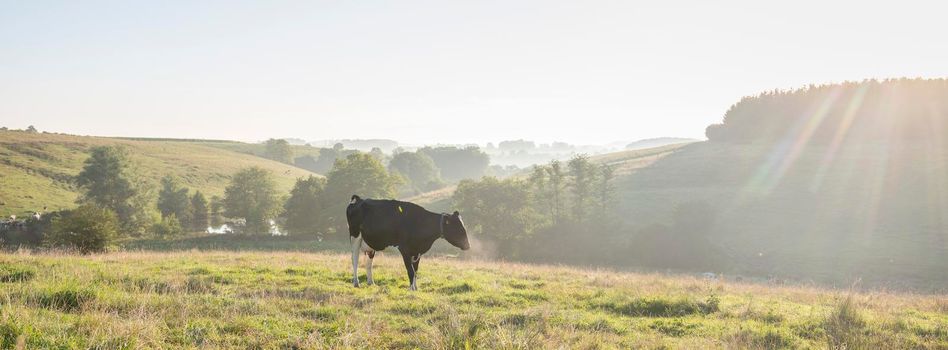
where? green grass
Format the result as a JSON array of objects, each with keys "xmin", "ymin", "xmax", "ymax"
[
  {"xmin": 0, "ymin": 131, "xmax": 319, "ymax": 216},
  {"xmin": 119, "ymin": 234, "xmax": 350, "ymax": 253},
  {"xmin": 184, "ymin": 140, "xmax": 321, "ymax": 160},
  {"xmin": 1, "ymin": 250, "xmax": 944, "ymax": 349}
]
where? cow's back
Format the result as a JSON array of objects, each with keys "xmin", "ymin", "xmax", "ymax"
[{"xmin": 358, "ymin": 199, "xmax": 420, "ymax": 250}]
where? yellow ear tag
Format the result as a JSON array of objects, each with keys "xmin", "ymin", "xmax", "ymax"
[{"xmin": 398, "ymin": 206, "xmax": 403, "ymax": 213}]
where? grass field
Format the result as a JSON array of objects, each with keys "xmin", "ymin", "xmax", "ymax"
[
  {"xmin": 1, "ymin": 248, "xmax": 945, "ymax": 349},
  {"xmin": 0, "ymin": 131, "xmax": 319, "ymax": 216}
]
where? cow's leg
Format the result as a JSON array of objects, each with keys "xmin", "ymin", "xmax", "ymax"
[
  {"xmin": 365, "ymin": 250, "xmax": 375, "ymax": 285},
  {"xmin": 401, "ymin": 252, "xmax": 416, "ymax": 291},
  {"xmin": 351, "ymin": 236, "xmax": 362, "ymax": 287},
  {"xmin": 410, "ymin": 255, "xmax": 420, "ymax": 291}
]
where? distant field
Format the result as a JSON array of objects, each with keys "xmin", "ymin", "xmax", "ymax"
[
  {"xmin": 0, "ymin": 249, "xmax": 945, "ymax": 349},
  {"xmin": 405, "ymin": 143, "xmax": 691, "ymax": 211},
  {"xmin": 589, "ymin": 142, "xmax": 692, "ymax": 175},
  {"xmin": 187, "ymin": 140, "xmax": 321, "ymax": 160},
  {"xmin": 0, "ymin": 131, "xmax": 319, "ymax": 216}
]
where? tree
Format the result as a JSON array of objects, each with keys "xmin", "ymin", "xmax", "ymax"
[
  {"xmin": 190, "ymin": 191, "xmax": 209, "ymax": 231},
  {"xmin": 528, "ymin": 164, "xmax": 551, "ymax": 224},
  {"xmin": 595, "ymin": 164, "xmax": 616, "ymax": 219},
  {"xmin": 157, "ymin": 176, "xmax": 191, "ymax": 226},
  {"xmin": 453, "ymin": 177, "xmax": 537, "ymax": 258},
  {"xmin": 309, "ymin": 144, "xmax": 358, "ymax": 174},
  {"xmin": 151, "ymin": 214, "xmax": 183, "ymax": 238},
  {"xmin": 388, "ymin": 151, "xmax": 443, "ymax": 193},
  {"xmin": 223, "ymin": 167, "xmax": 282, "ymax": 234},
  {"xmin": 498, "ymin": 139, "xmax": 536, "ymax": 152},
  {"xmin": 264, "ymin": 138, "xmax": 293, "ymax": 164},
  {"xmin": 294, "ymin": 154, "xmax": 319, "ymax": 173},
  {"xmin": 567, "ymin": 155, "xmax": 597, "ymax": 223},
  {"xmin": 417, "ymin": 146, "xmax": 490, "ymax": 181},
  {"xmin": 127, "ymin": 186, "xmax": 160, "ymax": 237},
  {"xmin": 47, "ymin": 204, "xmax": 119, "ymax": 253},
  {"xmin": 369, "ymin": 147, "xmax": 387, "ymax": 164},
  {"xmin": 283, "ymin": 175, "xmax": 327, "ymax": 235},
  {"xmin": 75, "ymin": 146, "xmax": 152, "ymax": 234},
  {"xmin": 528, "ymin": 160, "xmax": 567, "ymax": 225},
  {"xmin": 26, "ymin": 125, "xmax": 38, "ymax": 133},
  {"xmin": 323, "ymin": 153, "xmax": 400, "ymax": 230},
  {"xmin": 546, "ymin": 160, "xmax": 566, "ymax": 225},
  {"xmin": 209, "ymin": 195, "xmax": 225, "ymax": 227}
]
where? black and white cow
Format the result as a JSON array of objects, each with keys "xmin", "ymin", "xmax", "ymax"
[{"xmin": 346, "ymin": 195, "xmax": 470, "ymax": 290}]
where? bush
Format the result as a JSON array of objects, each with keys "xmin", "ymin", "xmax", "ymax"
[
  {"xmin": 728, "ymin": 325, "xmax": 797, "ymax": 349},
  {"xmin": 46, "ymin": 204, "xmax": 119, "ymax": 253},
  {"xmin": 591, "ymin": 295, "xmax": 716, "ymax": 317},
  {"xmin": 0, "ymin": 264, "xmax": 35, "ymax": 282},
  {"xmin": 824, "ymin": 296, "xmax": 868, "ymax": 348},
  {"xmin": 37, "ymin": 286, "xmax": 96, "ymax": 312},
  {"xmin": 0, "ymin": 318, "xmax": 26, "ymax": 349},
  {"xmin": 0, "ymin": 214, "xmax": 56, "ymax": 248},
  {"xmin": 151, "ymin": 214, "xmax": 183, "ymax": 238}
]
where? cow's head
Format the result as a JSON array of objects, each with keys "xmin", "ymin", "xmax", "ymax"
[{"xmin": 442, "ymin": 211, "xmax": 470, "ymax": 250}]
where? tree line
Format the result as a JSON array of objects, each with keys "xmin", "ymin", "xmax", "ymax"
[
  {"xmin": 264, "ymin": 139, "xmax": 495, "ymax": 196},
  {"xmin": 451, "ymin": 155, "xmax": 617, "ymax": 260},
  {"xmin": 0, "ymin": 144, "xmax": 726, "ymax": 274},
  {"xmin": 706, "ymin": 78, "xmax": 948, "ymax": 145},
  {"xmin": 0, "ymin": 145, "xmax": 403, "ymax": 252}
]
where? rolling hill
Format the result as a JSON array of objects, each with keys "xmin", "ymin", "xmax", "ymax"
[
  {"xmin": 625, "ymin": 137, "xmax": 698, "ymax": 150},
  {"xmin": 612, "ymin": 79, "xmax": 948, "ymax": 289},
  {"xmin": 0, "ymin": 131, "xmax": 319, "ymax": 216},
  {"xmin": 405, "ymin": 142, "xmax": 693, "ymax": 213}
]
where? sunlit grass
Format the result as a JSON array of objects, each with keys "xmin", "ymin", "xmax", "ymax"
[{"xmin": 1, "ymin": 251, "xmax": 945, "ymax": 348}]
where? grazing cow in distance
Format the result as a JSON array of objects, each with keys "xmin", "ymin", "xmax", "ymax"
[{"xmin": 346, "ymin": 195, "xmax": 470, "ymax": 290}]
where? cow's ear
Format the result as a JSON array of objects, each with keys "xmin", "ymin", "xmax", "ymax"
[{"xmin": 452, "ymin": 211, "xmax": 459, "ymax": 217}]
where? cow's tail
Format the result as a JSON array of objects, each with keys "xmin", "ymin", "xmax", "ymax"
[{"xmin": 346, "ymin": 195, "xmax": 365, "ymax": 238}]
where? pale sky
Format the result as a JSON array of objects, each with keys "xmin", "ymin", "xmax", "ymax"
[{"xmin": 2, "ymin": 0, "xmax": 947, "ymax": 145}]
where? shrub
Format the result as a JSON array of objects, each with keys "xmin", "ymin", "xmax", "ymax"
[
  {"xmin": 0, "ymin": 213, "xmax": 57, "ymax": 248},
  {"xmin": 46, "ymin": 204, "xmax": 119, "ymax": 253},
  {"xmin": 151, "ymin": 214, "xmax": 183, "ymax": 238},
  {"xmin": 592, "ymin": 296, "xmax": 716, "ymax": 317},
  {"xmin": 649, "ymin": 318, "xmax": 697, "ymax": 337},
  {"xmin": 727, "ymin": 325, "xmax": 797, "ymax": 349},
  {"xmin": 824, "ymin": 296, "xmax": 868, "ymax": 349},
  {"xmin": 0, "ymin": 318, "xmax": 25, "ymax": 349},
  {"xmin": 0, "ymin": 264, "xmax": 35, "ymax": 282},
  {"xmin": 703, "ymin": 290, "xmax": 721, "ymax": 314},
  {"xmin": 37, "ymin": 286, "xmax": 96, "ymax": 312}
]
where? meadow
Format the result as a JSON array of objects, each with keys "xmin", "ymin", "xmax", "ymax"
[
  {"xmin": 0, "ymin": 131, "xmax": 318, "ymax": 216},
  {"xmin": 1, "ymin": 247, "xmax": 946, "ymax": 349}
]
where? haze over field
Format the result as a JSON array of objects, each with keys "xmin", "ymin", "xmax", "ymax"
[{"xmin": 3, "ymin": 0, "xmax": 948, "ymax": 144}]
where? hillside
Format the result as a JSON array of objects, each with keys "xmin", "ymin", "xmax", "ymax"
[
  {"xmin": 0, "ymin": 131, "xmax": 318, "ymax": 216},
  {"xmin": 404, "ymin": 143, "xmax": 691, "ymax": 213},
  {"xmin": 625, "ymin": 137, "xmax": 697, "ymax": 150},
  {"xmin": 1, "ymin": 250, "xmax": 945, "ymax": 348},
  {"xmin": 611, "ymin": 79, "xmax": 948, "ymax": 289},
  {"xmin": 590, "ymin": 142, "xmax": 692, "ymax": 175},
  {"xmin": 180, "ymin": 139, "xmax": 322, "ymax": 161}
]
